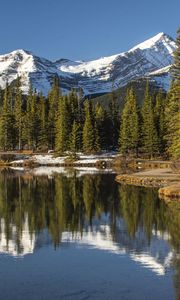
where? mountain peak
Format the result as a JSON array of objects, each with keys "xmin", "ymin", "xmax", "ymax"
[
  {"xmin": 0, "ymin": 32, "xmax": 176, "ymax": 95},
  {"xmin": 129, "ymin": 32, "xmax": 174, "ymax": 52},
  {"xmin": 2, "ymin": 49, "xmax": 32, "ymax": 57}
]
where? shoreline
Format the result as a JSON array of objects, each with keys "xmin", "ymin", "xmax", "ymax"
[
  {"xmin": 116, "ymin": 168, "xmax": 180, "ymax": 201},
  {"xmin": 1, "ymin": 152, "xmax": 180, "ymax": 201}
]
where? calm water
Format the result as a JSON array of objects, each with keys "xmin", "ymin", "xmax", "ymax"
[{"xmin": 0, "ymin": 169, "xmax": 179, "ymax": 300}]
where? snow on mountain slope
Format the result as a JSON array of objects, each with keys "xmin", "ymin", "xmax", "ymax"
[
  {"xmin": 56, "ymin": 33, "xmax": 175, "ymax": 94},
  {"xmin": 130, "ymin": 32, "xmax": 175, "ymax": 52},
  {"xmin": 0, "ymin": 49, "xmax": 75, "ymax": 95},
  {"xmin": 0, "ymin": 33, "xmax": 176, "ymax": 95},
  {"xmin": 57, "ymin": 53, "xmax": 120, "ymax": 77}
]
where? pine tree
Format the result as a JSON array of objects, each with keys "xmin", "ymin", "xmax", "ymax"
[
  {"xmin": 95, "ymin": 103, "xmax": 107, "ymax": 150},
  {"xmin": 108, "ymin": 89, "xmax": 119, "ymax": 149},
  {"xmin": 165, "ymin": 28, "xmax": 180, "ymax": 158},
  {"xmin": 38, "ymin": 92, "xmax": 48, "ymax": 150},
  {"xmin": 94, "ymin": 120, "xmax": 101, "ymax": 153},
  {"xmin": 30, "ymin": 90, "xmax": 40, "ymax": 150},
  {"xmin": 154, "ymin": 90, "xmax": 166, "ymax": 154},
  {"xmin": 70, "ymin": 120, "xmax": 81, "ymax": 154},
  {"xmin": 82, "ymin": 101, "xmax": 95, "ymax": 154},
  {"xmin": 141, "ymin": 82, "xmax": 158, "ymax": 158},
  {"xmin": 48, "ymin": 77, "xmax": 60, "ymax": 149},
  {"xmin": 14, "ymin": 78, "xmax": 23, "ymax": 150},
  {"xmin": 24, "ymin": 85, "xmax": 33, "ymax": 149},
  {"xmin": 119, "ymin": 88, "xmax": 139, "ymax": 155},
  {"xmin": 0, "ymin": 85, "xmax": 16, "ymax": 150},
  {"xmin": 55, "ymin": 96, "xmax": 70, "ymax": 154},
  {"xmin": 68, "ymin": 89, "xmax": 79, "ymax": 122}
]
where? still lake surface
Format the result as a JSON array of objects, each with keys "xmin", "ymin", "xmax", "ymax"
[{"xmin": 0, "ymin": 169, "xmax": 179, "ymax": 300}]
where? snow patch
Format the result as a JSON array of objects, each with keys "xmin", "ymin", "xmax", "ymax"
[{"xmin": 32, "ymin": 154, "xmax": 67, "ymax": 164}]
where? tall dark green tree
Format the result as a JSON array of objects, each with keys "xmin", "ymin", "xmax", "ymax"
[
  {"xmin": 70, "ymin": 120, "xmax": 81, "ymax": 154},
  {"xmin": 48, "ymin": 77, "xmax": 61, "ymax": 149},
  {"xmin": 23, "ymin": 85, "xmax": 33, "ymax": 149},
  {"xmin": 165, "ymin": 28, "xmax": 180, "ymax": 158},
  {"xmin": 141, "ymin": 82, "xmax": 159, "ymax": 157},
  {"xmin": 119, "ymin": 88, "xmax": 139, "ymax": 155},
  {"xmin": 82, "ymin": 101, "xmax": 94, "ymax": 154},
  {"xmin": 108, "ymin": 89, "xmax": 119, "ymax": 149},
  {"xmin": 95, "ymin": 103, "xmax": 107, "ymax": 150},
  {"xmin": 82, "ymin": 101, "xmax": 98, "ymax": 153},
  {"xmin": 30, "ymin": 90, "xmax": 40, "ymax": 150},
  {"xmin": 154, "ymin": 90, "xmax": 166, "ymax": 154},
  {"xmin": 55, "ymin": 96, "xmax": 70, "ymax": 154},
  {"xmin": 0, "ymin": 85, "xmax": 16, "ymax": 150},
  {"xmin": 38, "ymin": 92, "xmax": 48, "ymax": 150},
  {"xmin": 68, "ymin": 89, "xmax": 80, "ymax": 123},
  {"xmin": 14, "ymin": 78, "xmax": 23, "ymax": 150}
]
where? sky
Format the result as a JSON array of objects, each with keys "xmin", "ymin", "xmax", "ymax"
[{"xmin": 0, "ymin": 0, "xmax": 179, "ymax": 62}]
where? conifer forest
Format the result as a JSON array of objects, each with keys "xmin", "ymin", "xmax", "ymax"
[{"xmin": 0, "ymin": 29, "xmax": 179, "ymax": 159}]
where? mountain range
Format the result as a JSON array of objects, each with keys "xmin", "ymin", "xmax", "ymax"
[{"xmin": 0, "ymin": 32, "xmax": 176, "ymax": 96}]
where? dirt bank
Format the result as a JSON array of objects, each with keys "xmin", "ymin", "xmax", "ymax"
[{"xmin": 116, "ymin": 168, "xmax": 180, "ymax": 201}]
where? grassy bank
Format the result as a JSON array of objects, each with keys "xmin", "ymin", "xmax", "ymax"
[{"xmin": 116, "ymin": 168, "xmax": 180, "ymax": 201}]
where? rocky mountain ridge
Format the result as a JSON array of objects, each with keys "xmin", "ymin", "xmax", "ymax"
[{"xmin": 0, "ymin": 33, "xmax": 176, "ymax": 95}]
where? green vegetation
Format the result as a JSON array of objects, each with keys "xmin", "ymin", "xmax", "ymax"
[
  {"xmin": 165, "ymin": 28, "xmax": 180, "ymax": 158},
  {"xmin": 141, "ymin": 82, "xmax": 159, "ymax": 157},
  {"xmin": 0, "ymin": 30, "xmax": 179, "ymax": 159},
  {"xmin": 119, "ymin": 88, "xmax": 139, "ymax": 155}
]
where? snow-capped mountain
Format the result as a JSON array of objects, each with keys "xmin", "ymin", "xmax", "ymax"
[{"xmin": 0, "ymin": 33, "xmax": 176, "ymax": 95}]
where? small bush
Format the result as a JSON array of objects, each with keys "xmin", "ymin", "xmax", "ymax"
[{"xmin": 0, "ymin": 154, "xmax": 16, "ymax": 162}]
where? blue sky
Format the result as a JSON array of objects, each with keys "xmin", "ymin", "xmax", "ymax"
[{"xmin": 0, "ymin": 0, "xmax": 179, "ymax": 61}]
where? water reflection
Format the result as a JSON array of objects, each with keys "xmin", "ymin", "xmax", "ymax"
[{"xmin": 0, "ymin": 170, "xmax": 179, "ymax": 298}]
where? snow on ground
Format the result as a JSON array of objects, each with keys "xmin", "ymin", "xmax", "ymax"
[
  {"xmin": 9, "ymin": 152, "xmax": 118, "ymax": 177},
  {"xmin": 10, "ymin": 152, "xmax": 118, "ymax": 166},
  {"xmin": 33, "ymin": 153, "xmax": 116, "ymax": 165},
  {"xmin": 74, "ymin": 152, "xmax": 118, "ymax": 164},
  {"xmin": 32, "ymin": 154, "xmax": 67, "ymax": 165},
  {"xmin": 10, "ymin": 155, "xmax": 67, "ymax": 165}
]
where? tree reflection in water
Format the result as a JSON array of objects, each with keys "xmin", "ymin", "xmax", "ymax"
[{"xmin": 0, "ymin": 170, "xmax": 179, "ymax": 298}]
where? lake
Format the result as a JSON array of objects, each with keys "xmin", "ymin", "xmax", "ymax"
[{"xmin": 0, "ymin": 169, "xmax": 179, "ymax": 300}]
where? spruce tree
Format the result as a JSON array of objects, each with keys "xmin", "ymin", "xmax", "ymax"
[
  {"xmin": 24, "ymin": 85, "xmax": 33, "ymax": 149},
  {"xmin": 0, "ymin": 85, "xmax": 16, "ymax": 150},
  {"xmin": 70, "ymin": 120, "xmax": 81, "ymax": 154},
  {"xmin": 108, "ymin": 89, "xmax": 119, "ymax": 149},
  {"xmin": 94, "ymin": 120, "xmax": 101, "ymax": 153},
  {"xmin": 82, "ymin": 101, "xmax": 95, "ymax": 154},
  {"xmin": 14, "ymin": 78, "xmax": 23, "ymax": 150},
  {"xmin": 55, "ymin": 96, "xmax": 70, "ymax": 154},
  {"xmin": 119, "ymin": 88, "xmax": 139, "ymax": 155},
  {"xmin": 48, "ymin": 77, "xmax": 60, "ymax": 149},
  {"xmin": 68, "ymin": 89, "xmax": 79, "ymax": 122},
  {"xmin": 38, "ymin": 92, "xmax": 48, "ymax": 150},
  {"xmin": 154, "ymin": 90, "xmax": 166, "ymax": 154},
  {"xmin": 95, "ymin": 103, "xmax": 107, "ymax": 150},
  {"xmin": 141, "ymin": 82, "xmax": 158, "ymax": 158},
  {"xmin": 165, "ymin": 28, "xmax": 180, "ymax": 158},
  {"xmin": 30, "ymin": 90, "xmax": 40, "ymax": 150}
]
